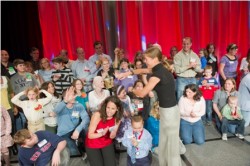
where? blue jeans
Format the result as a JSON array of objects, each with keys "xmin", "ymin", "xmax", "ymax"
[
  {"xmin": 202, "ymin": 100, "xmax": 212, "ymax": 122},
  {"xmin": 180, "ymin": 119, "xmax": 205, "ymax": 145},
  {"xmin": 221, "ymin": 118, "xmax": 245, "ymax": 135},
  {"xmin": 241, "ymin": 110, "xmax": 250, "ymax": 127},
  {"xmin": 176, "ymin": 77, "xmax": 196, "ymax": 102},
  {"xmin": 215, "ymin": 114, "xmax": 236, "ymax": 133}
]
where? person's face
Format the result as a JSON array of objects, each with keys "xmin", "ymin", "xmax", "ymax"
[
  {"xmin": 25, "ymin": 65, "xmax": 33, "ymax": 73},
  {"xmin": 134, "ymin": 82, "xmax": 144, "ymax": 90},
  {"xmin": 94, "ymin": 79, "xmax": 104, "ymax": 89},
  {"xmin": 77, "ymin": 48, "xmax": 85, "ymax": 60},
  {"xmin": 53, "ymin": 62, "xmax": 63, "ymax": 70},
  {"xmin": 132, "ymin": 121, "xmax": 144, "ymax": 132},
  {"xmin": 95, "ymin": 44, "xmax": 103, "ymax": 55},
  {"xmin": 60, "ymin": 50, "xmax": 68, "ymax": 58},
  {"xmin": 75, "ymin": 80, "xmax": 83, "ymax": 90},
  {"xmin": 27, "ymin": 90, "xmax": 37, "ymax": 101},
  {"xmin": 47, "ymin": 83, "xmax": 55, "ymax": 95},
  {"xmin": 228, "ymin": 99, "xmax": 238, "ymax": 109},
  {"xmin": 30, "ymin": 50, "xmax": 40, "ymax": 61},
  {"xmin": 204, "ymin": 69, "xmax": 212, "ymax": 77},
  {"xmin": 229, "ymin": 48, "xmax": 238, "ymax": 55},
  {"xmin": 144, "ymin": 55, "xmax": 155, "ymax": 69},
  {"xmin": 102, "ymin": 60, "xmax": 110, "ymax": 71},
  {"xmin": 199, "ymin": 51, "xmax": 204, "ymax": 57},
  {"xmin": 120, "ymin": 61, "xmax": 129, "ymax": 70},
  {"xmin": 118, "ymin": 89, "xmax": 126, "ymax": 99},
  {"xmin": 15, "ymin": 64, "xmax": 26, "ymax": 73},
  {"xmin": 170, "ymin": 47, "xmax": 178, "ymax": 58},
  {"xmin": 224, "ymin": 80, "xmax": 234, "ymax": 92},
  {"xmin": 208, "ymin": 45, "xmax": 215, "ymax": 54},
  {"xmin": 182, "ymin": 39, "xmax": 192, "ymax": 52},
  {"xmin": 1, "ymin": 50, "xmax": 9, "ymax": 63},
  {"xmin": 185, "ymin": 88, "xmax": 196, "ymax": 99},
  {"xmin": 135, "ymin": 61, "xmax": 142, "ymax": 69},
  {"xmin": 106, "ymin": 101, "xmax": 118, "ymax": 118},
  {"xmin": 41, "ymin": 59, "xmax": 50, "ymax": 69},
  {"xmin": 23, "ymin": 132, "xmax": 38, "ymax": 147}
]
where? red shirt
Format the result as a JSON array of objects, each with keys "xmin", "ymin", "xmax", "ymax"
[{"xmin": 85, "ymin": 117, "xmax": 115, "ymax": 149}]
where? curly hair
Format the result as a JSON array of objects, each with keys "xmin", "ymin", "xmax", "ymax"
[
  {"xmin": 183, "ymin": 84, "xmax": 202, "ymax": 101},
  {"xmin": 99, "ymin": 96, "xmax": 124, "ymax": 123}
]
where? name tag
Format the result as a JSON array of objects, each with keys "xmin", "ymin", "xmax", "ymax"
[
  {"xmin": 138, "ymin": 103, "xmax": 143, "ymax": 109},
  {"xmin": 26, "ymin": 74, "xmax": 32, "ymax": 82},
  {"xmin": 38, "ymin": 139, "xmax": 48, "ymax": 148},
  {"xmin": 96, "ymin": 128, "xmax": 104, "ymax": 133},
  {"xmin": 72, "ymin": 111, "xmax": 79, "ymax": 118},
  {"xmin": 8, "ymin": 67, "xmax": 16, "ymax": 75},
  {"xmin": 229, "ymin": 61, "xmax": 234, "ymax": 64},
  {"xmin": 127, "ymin": 76, "xmax": 133, "ymax": 79},
  {"xmin": 109, "ymin": 125, "xmax": 116, "ymax": 132},
  {"xmin": 208, "ymin": 79, "xmax": 215, "ymax": 83}
]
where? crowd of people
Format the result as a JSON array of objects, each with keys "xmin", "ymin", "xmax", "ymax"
[{"xmin": 1, "ymin": 38, "xmax": 250, "ymax": 166}]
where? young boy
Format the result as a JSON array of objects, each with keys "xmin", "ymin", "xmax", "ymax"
[
  {"xmin": 221, "ymin": 96, "xmax": 245, "ymax": 140},
  {"xmin": 13, "ymin": 129, "xmax": 69, "ymax": 166},
  {"xmin": 54, "ymin": 86, "xmax": 90, "ymax": 157},
  {"xmin": 198, "ymin": 65, "xmax": 219, "ymax": 125},
  {"xmin": 51, "ymin": 56, "xmax": 74, "ymax": 95},
  {"xmin": 122, "ymin": 115, "xmax": 152, "ymax": 166},
  {"xmin": 10, "ymin": 59, "xmax": 38, "ymax": 96}
]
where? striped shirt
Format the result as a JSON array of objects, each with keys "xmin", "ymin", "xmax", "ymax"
[{"xmin": 52, "ymin": 67, "xmax": 74, "ymax": 95}]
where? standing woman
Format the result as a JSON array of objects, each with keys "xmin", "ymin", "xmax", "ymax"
[
  {"xmin": 85, "ymin": 96, "xmax": 123, "ymax": 166},
  {"xmin": 206, "ymin": 44, "xmax": 218, "ymax": 77},
  {"xmin": 219, "ymin": 44, "xmax": 239, "ymax": 86},
  {"xmin": 129, "ymin": 47, "xmax": 181, "ymax": 166}
]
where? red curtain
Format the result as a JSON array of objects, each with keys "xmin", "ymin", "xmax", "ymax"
[{"xmin": 38, "ymin": 1, "xmax": 250, "ymax": 62}]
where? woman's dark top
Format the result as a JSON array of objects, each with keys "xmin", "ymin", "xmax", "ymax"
[{"xmin": 151, "ymin": 63, "xmax": 177, "ymax": 108}]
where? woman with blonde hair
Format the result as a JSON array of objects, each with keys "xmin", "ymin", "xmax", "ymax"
[{"xmin": 38, "ymin": 58, "xmax": 55, "ymax": 82}]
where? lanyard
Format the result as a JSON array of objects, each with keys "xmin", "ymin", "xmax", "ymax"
[{"xmin": 133, "ymin": 130, "xmax": 143, "ymax": 150}]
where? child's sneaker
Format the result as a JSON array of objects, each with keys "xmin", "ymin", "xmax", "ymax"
[
  {"xmin": 236, "ymin": 133, "xmax": 244, "ymax": 139},
  {"xmin": 222, "ymin": 133, "xmax": 227, "ymax": 141}
]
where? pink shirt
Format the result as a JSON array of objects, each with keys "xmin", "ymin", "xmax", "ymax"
[{"xmin": 178, "ymin": 96, "xmax": 205, "ymax": 123}]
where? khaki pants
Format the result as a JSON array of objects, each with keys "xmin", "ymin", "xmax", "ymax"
[
  {"xmin": 46, "ymin": 147, "xmax": 70, "ymax": 166},
  {"xmin": 28, "ymin": 119, "xmax": 45, "ymax": 133},
  {"xmin": 159, "ymin": 105, "xmax": 181, "ymax": 166}
]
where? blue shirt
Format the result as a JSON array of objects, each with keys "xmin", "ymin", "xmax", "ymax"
[
  {"xmin": 18, "ymin": 131, "xmax": 64, "ymax": 166},
  {"xmin": 54, "ymin": 102, "xmax": 90, "ymax": 136},
  {"xmin": 122, "ymin": 128, "xmax": 152, "ymax": 159},
  {"xmin": 200, "ymin": 56, "xmax": 207, "ymax": 69}
]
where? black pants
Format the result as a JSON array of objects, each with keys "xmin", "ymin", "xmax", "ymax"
[{"xmin": 86, "ymin": 143, "xmax": 116, "ymax": 166}]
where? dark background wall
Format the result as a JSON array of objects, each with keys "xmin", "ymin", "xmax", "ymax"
[{"xmin": 1, "ymin": 1, "xmax": 43, "ymax": 62}]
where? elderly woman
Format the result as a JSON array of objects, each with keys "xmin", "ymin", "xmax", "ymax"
[
  {"xmin": 179, "ymin": 84, "xmax": 205, "ymax": 145},
  {"xmin": 88, "ymin": 76, "xmax": 110, "ymax": 114}
]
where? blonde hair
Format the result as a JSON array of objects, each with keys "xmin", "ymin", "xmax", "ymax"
[
  {"xmin": 150, "ymin": 101, "xmax": 160, "ymax": 120},
  {"xmin": 13, "ymin": 129, "xmax": 31, "ymax": 145},
  {"xmin": 25, "ymin": 87, "xmax": 39, "ymax": 100},
  {"xmin": 228, "ymin": 96, "xmax": 238, "ymax": 104},
  {"xmin": 40, "ymin": 58, "xmax": 51, "ymax": 70}
]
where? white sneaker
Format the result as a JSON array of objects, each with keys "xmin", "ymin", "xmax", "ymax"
[
  {"xmin": 222, "ymin": 133, "xmax": 227, "ymax": 141},
  {"xmin": 236, "ymin": 133, "xmax": 244, "ymax": 139},
  {"xmin": 82, "ymin": 153, "xmax": 87, "ymax": 161}
]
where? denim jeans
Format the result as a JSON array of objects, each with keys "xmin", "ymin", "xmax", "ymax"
[
  {"xmin": 241, "ymin": 110, "xmax": 250, "ymax": 127},
  {"xmin": 176, "ymin": 77, "xmax": 196, "ymax": 102},
  {"xmin": 202, "ymin": 100, "xmax": 213, "ymax": 123},
  {"xmin": 180, "ymin": 119, "xmax": 205, "ymax": 145},
  {"xmin": 215, "ymin": 114, "xmax": 236, "ymax": 133},
  {"xmin": 221, "ymin": 118, "xmax": 245, "ymax": 135}
]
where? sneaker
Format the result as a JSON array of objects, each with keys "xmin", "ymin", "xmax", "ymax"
[
  {"xmin": 82, "ymin": 153, "xmax": 87, "ymax": 161},
  {"xmin": 236, "ymin": 134, "xmax": 245, "ymax": 139},
  {"xmin": 222, "ymin": 133, "xmax": 227, "ymax": 141}
]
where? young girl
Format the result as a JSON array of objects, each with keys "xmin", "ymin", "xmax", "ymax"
[
  {"xmin": 1, "ymin": 106, "xmax": 14, "ymax": 166},
  {"xmin": 85, "ymin": 96, "xmax": 123, "ymax": 166},
  {"xmin": 11, "ymin": 87, "xmax": 52, "ymax": 132},
  {"xmin": 114, "ymin": 85, "xmax": 134, "ymax": 142},
  {"xmin": 72, "ymin": 79, "xmax": 89, "ymax": 113},
  {"xmin": 40, "ymin": 81, "xmax": 61, "ymax": 133},
  {"xmin": 38, "ymin": 58, "xmax": 55, "ymax": 82}
]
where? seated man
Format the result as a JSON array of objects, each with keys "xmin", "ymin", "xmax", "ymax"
[
  {"xmin": 13, "ymin": 129, "xmax": 69, "ymax": 166},
  {"xmin": 54, "ymin": 86, "xmax": 90, "ymax": 156}
]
